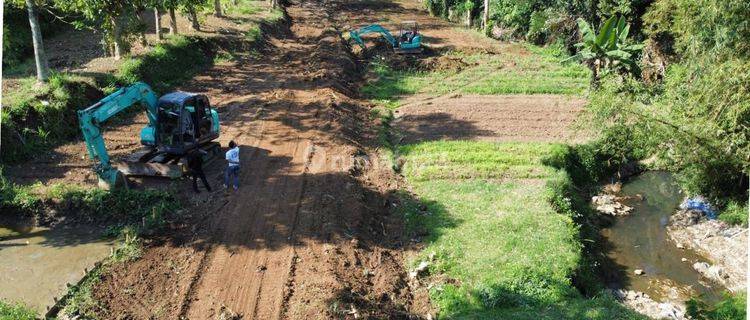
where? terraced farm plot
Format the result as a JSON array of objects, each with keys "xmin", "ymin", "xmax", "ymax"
[{"xmin": 362, "ymin": 45, "xmax": 591, "ymax": 107}]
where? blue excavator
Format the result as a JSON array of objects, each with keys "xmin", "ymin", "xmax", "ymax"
[
  {"xmin": 77, "ymin": 82, "xmax": 221, "ymax": 188},
  {"xmin": 348, "ymin": 21, "xmax": 423, "ymax": 54}
]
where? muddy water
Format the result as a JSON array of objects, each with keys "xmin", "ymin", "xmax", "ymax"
[
  {"xmin": 0, "ymin": 222, "xmax": 114, "ymax": 314},
  {"xmin": 601, "ymin": 171, "xmax": 724, "ymax": 303}
]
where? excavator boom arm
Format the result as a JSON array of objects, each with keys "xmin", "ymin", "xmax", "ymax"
[
  {"xmin": 349, "ymin": 24, "xmax": 397, "ymax": 48},
  {"xmin": 77, "ymin": 82, "xmax": 158, "ymax": 186}
]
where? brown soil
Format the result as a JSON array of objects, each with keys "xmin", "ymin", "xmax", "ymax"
[
  {"xmin": 394, "ymin": 94, "xmax": 587, "ymax": 143},
  {"xmin": 83, "ymin": 1, "xmax": 433, "ymax": 319}
]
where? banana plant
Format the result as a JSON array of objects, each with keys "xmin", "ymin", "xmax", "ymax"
[{"xmin": 565, "ymin": 15, "xmax": 644, "ymax": 86}]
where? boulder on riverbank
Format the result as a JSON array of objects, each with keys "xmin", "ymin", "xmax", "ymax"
[
  {"xmin": 610, "ymin": 289, "xmax": 687, "ymax": 320},
  {"xmin": 667, "ymin": 209, "xmax": 747, "ymax": 292}
]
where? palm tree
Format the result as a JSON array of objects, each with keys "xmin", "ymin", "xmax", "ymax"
[{"xmin": 565, "ymin": 16, "xmax": 644, "ymax": 86}]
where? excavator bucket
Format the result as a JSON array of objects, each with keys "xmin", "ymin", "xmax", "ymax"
[
  {"xmin": 394, "ymin": 46, "xmax": 423, "ymax": 54},
  {"xmin": 117, "ymin": 162, "xmax": 184, "ymax": 179},
  {"xmin": 98, "ymin": 170, "xmax": 129, "ymax": 190},
  {"xmin": 116, "ymin": 142, "xmax": 222, "ymax": 179}
]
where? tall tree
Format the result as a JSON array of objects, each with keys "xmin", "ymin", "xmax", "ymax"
[
  {"xmin": 169, "ymin": 7, "xmax": 178, "ymax": 34},
  {"xmin": 179, "ymin": 0, "xmax": 204, "ymax": 31},
  {"xmin": 464, "ymin": 0, "xmax": 473, "ymax": 27},
  {"xmin": 482, "ymin": 0, "xmax": 488, "ymax": 30},
  {"xmin": 134, "ymin": 8, "xmax": 149, "ymax": 47},
  {"xmin": 25, "ymin": 0, "xmax": 50, "ymax": 82},
  {"xmin": 213, "ymin": 0, "xmax": 222, "ymax": 17},
  {"xmin": 154, "ymin": 7, "xmax": 163, "ymax": 39},
  {"xmin": 54, "ymin": 0, "xmax": 133, "ymax": 59},
  {"xmin": 186, "ymin": 5, "xmax": 199, "ymax": 30}
]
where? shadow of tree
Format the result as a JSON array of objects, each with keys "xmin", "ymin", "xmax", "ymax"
[{"xmin": 395, "ymin": 112, "xmax": 495, "ymax": 143}]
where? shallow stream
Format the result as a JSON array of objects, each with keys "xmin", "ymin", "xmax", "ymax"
[
  {"xmin": 600, "ymin": 171, "xmax": 725, "ymax": 303},
  {"xmin": 0, "ymin": 220, "xmax": 113, "ymax": 314}
]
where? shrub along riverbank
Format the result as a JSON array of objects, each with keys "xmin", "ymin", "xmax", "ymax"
[{"xmin": 0, "ymin": 170, "xmax": 180, "ymax": 234}]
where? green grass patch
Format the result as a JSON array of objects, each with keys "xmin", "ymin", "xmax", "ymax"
[
  {"xmin": 400, "ymin": 141, "xmax": 558, "ymax": 181},
  {"xmin": 0, "ymin": 300, "xmax": 37, "ymax": 320},
  {"xmin": 244, "ymin": 26, "xmax": 262, "ymax": 42},
  {"xmin": 118, "ymin": 35, "xmax": 213, "ymax": 93},
  {"xmin": 718, "ymin": 200, "xmax": 749, "ymax": 227},
  {"xmin": 687, "ymin": 291, "xmax": 747, "ymax": 320},
  {"xmin": 362, "ymin": 44, "xmax": 590, "ymax": 109},
  {"xmin": 1, "ymin": 73, "xmax": 103, "ymax": 163},
  {"xmin": 398, "ymin": 141, "xmax": 643, "ymax": 319},
  {"xmin": 225, "ymin": 0, "xmax": 265, "ymax": 15}
]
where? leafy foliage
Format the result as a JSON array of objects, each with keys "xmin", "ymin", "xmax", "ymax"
[
  {"xmin": 687, "ymin": 292, "xmax": 747, "ymax": 320},
  {"xmin": 1, "ymin": 73, "xmax": 103, "ymax": 163},
  {"xmin": 643, "ymin": 0, "xmax": 750, "ymax": 59},
  {"xmin": 118, "ymin": 35, "xmax": 212, "ymax": 93},
  {"xmin": 718, "ymin": 201, "xmax": 748, "ymax": 227},
  {"xmin": 566, "ymin": 16, "xmax": 643, "ymax": 82},
  {"xmin": 0, "ymin": 300, "xmax": 37, "ymax": 320}
]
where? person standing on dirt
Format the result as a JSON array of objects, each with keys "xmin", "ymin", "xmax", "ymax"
[
  {"xmin": 187, "ymin": 149, "xmax": 212, "ymax": 193},
  {"xmin": 224, "ymin": 141, "xmax": 240, "ymax": 190}
]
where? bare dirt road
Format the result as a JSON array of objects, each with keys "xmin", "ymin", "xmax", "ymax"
[{"xmin": 92, "ymin": 1, "xmax": 426, "ymax": 319}]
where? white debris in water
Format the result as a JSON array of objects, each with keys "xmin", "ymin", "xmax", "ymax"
[{"xmin": 592, "ymin": 194, "xmax": 634, "ymax": 216}]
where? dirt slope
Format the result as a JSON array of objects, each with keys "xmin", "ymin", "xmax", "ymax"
[{"xmin": 92, "ymin": 1, "xmax": 425, "ymax": 319}]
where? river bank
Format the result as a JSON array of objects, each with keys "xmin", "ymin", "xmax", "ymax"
[
  {"xmin": 594, "ymin": 171, "xmax": 746, "ymax": 319},
  {"xmin": 667, "ymin": 210, "xmax": 747, "ymax": 293}
]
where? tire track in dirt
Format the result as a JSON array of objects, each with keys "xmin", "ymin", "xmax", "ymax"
[
  {"xmin": 181, "ymin": 1, "xmax": 404, "ymax": 318},
  {"xmin": 93, "ymin": 0, "xmax": 427, "ymax": 318}
]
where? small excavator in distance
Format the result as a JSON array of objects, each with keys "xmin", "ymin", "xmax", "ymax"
[
  {"xmin": 348, "ymin": 21, "xmax": 423, "ymax": 54},
  {"xmin": 77, "ymin": 82, "xmax": 221, "ymax": 189}
]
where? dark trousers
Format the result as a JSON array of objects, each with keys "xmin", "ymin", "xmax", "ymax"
[{"xmin": 191, "ymin": 169, "xmax": 211, "ymax": 192}]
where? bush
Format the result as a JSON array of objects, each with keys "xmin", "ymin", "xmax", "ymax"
[
  {"xmin": 1, "ymin": 173, "xmax": 180, "ymax": 233},
  {"xmin": 718, "ymin": 201, "xmax": 748, "ymax": 227},
  {"xmin": 1, "ymin": 73, "xmax": 103, "ymax": 163},
  {"xmin": 585, "ymin": 65, "xmax": 749, "ymax": 202},
  {"xmin": 489, "ymin": 0, "xmax": 559, "ymax": 37},
  {"xmin": 0, "ymin": 300, "xmax": 37, "ymax": 320},
  {"xmin": 643, "ymin": 0, "xmax": 750, "ymax": 59},
  {"xmin": 687, "ymin": 292, "xmax": 747, "ymax": 320},
  {"xmin": 526, "ymin": 10, "xmax": 549, "ymax": 44}
]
